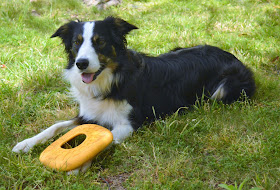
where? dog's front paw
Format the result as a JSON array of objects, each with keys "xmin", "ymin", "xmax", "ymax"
[
  {"xmin": 67, "ymin": 159, "xmax": 92, "ymax": 175},
  {"xmin": 12, "ymin": 138, "xmax": 35, "ymax": 153}
]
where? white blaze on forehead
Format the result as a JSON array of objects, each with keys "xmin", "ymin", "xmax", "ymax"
[
  {"xmin": 82, "ymin": 22, "xmax": 94, "ymax": 47},
  {"xmin": 76, "ymin": 21, "xmax": 100, "ymax": 72}
]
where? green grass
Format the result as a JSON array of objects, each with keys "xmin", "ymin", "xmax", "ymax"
[{"xmin": 1, "ymin": 0, "xmax": 280, "ymax": 189}]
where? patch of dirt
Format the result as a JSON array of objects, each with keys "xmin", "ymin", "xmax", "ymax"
[
  {"xmin": 102, "ymin": 173, "xmax": 131, "ymax": 190},
  {"xmin": 83, "ymin": 0, "xmax": 122, "ymax": 10}
]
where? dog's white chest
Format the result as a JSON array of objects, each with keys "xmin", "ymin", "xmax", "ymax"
[{"xmin": 78, "ymin": 95, "xmax": 133, "ymax": 127}]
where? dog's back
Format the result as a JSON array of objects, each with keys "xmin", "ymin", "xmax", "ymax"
[{"xmin": 112, "ymin": 45, "xmax": 255, "ymax": 126}]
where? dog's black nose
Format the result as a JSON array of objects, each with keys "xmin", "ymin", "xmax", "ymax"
[{"xmin": 76, "ymin": 59, "xmax": 89, "ymax": 70}]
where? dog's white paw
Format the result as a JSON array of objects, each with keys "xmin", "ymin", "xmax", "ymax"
[
  {"xmin": 67, "ymin": 168, "xmax": 80, "ymax": 175},
  {"xmin": 113, "ymin": 139, "xmax": 121, "ymax": 144},
  {"xmin": 12, "ymin": 138, "xmax": 35, "ymax": 153},
  {"xmin": 67, "ymin": 159, "xmax": 92, "ymax": 175},
  {"xmin": 111, "ymin": 125, "xmax": 133, "ymax": 144}
]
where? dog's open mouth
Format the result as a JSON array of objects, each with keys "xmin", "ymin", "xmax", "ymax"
[
  {"xmin": 81, "ymin": 65, "xmax": 106, "ymax": 84},
  {"xmin": 81, "ymin": 73, "xmax": 95, "ymax": 84}
]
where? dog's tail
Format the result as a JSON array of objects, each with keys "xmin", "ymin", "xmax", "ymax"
[{"xmin": 211, "ymin": 62, "xmax": 256, "ymax": 103}]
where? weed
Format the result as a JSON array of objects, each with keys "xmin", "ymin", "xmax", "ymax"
[{"xmin": 219, "ymin": 178, "xmax": 262, "ymax": 190}]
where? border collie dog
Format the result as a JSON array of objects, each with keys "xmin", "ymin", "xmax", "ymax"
[{"xmin": 13, "ymin": 17, "xmax": 255, "ymax": 173}]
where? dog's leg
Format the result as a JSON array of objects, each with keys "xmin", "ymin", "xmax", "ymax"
[
  {"xmin": 67, "ymin": 159, "xmax": 93, "ymax": 175},
  {"xmin": 111, "ymin": 124, "xmax": 134, "ymax": 144},
  {"xmin": 12, "ymin": 120, "xmax": 77, "ymax": 153}
]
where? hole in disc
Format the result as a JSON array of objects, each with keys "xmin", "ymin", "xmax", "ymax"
[{"xmin": 61, "ymin": 134, "xmax": 87, "ymax": 149}]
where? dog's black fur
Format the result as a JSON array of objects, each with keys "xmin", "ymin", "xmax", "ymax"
[{"xmin": 51, "ymin": 17, "xmax": 256, "ymax": 131}]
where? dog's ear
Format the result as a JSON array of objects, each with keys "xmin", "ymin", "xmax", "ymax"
[
  {"xmin": 110, "ymin": 17, "xmax": 138, "ymax": 36},
  {"xmin": 51, "ymin": 21, "xmax": 77, "ymax": 53},
  {"xmin": 105, "ymin": 17, "xmax": 138, "ymax": 49}
]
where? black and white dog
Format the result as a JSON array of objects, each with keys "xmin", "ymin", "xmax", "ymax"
[{"xmin": 13, "ymin": 17, "xmax": 255, "ymax": 173}]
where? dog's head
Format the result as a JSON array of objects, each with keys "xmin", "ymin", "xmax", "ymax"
[{"xmin": 51, "ymin": 17, "xmax": 138, "ymax": 84}]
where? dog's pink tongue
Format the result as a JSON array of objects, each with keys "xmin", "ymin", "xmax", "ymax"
[{"xmin": 81, "ymin": 73, "xmax": 95, "ymax": 84}]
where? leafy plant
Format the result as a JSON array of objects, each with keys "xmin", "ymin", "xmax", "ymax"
[{"xmin": 219, "ymin": 178, "xmax": 262, "ymax": 190}]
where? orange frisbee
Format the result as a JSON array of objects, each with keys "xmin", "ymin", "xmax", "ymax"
[{"xmin": 39, "ymin": 124, "xmax": 113, "ymax": 171}]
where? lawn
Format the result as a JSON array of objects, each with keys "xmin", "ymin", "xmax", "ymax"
[{"xmin": 0, "ymin": 0, "xmax": 280, "ymax": 189}]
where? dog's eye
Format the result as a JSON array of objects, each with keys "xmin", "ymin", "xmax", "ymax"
[
  {"xmin": 92, "ymin": 35, "xmax": 106, "ymax": 49},
  {"xmin": 74, "ymin": 35, "xmax": 83, "ymax": 46},
  {"xmin": 98, "ymin": 38, "xmax": 106, "ymax": 48},
  {"xmin": 74, "ymin": 40, "xmax": 80, "ymax": 45}
]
